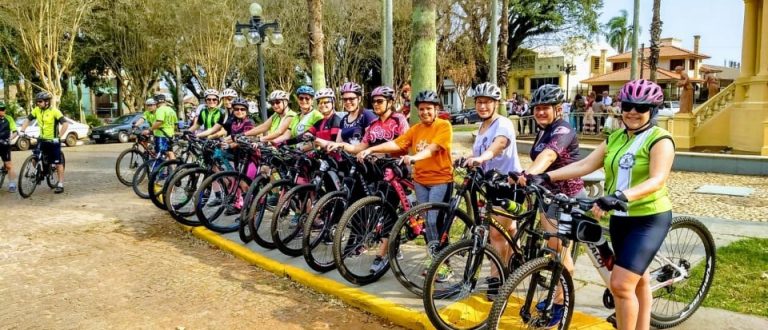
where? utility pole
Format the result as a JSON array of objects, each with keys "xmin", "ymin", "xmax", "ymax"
[
  {"xmin": 630, "ymin": 0, "xmax": 640, "ymax": 79},
  {"xmin": 640, "ymin": 43, "xmax": 645, "ymax": 79},
  {"xmin": 382, "ymin": 0, "xmax": 394, "ymax": 87},
  {"xmin": 489, "ymin": 0, "xmax": 499, "ymax": 84}
]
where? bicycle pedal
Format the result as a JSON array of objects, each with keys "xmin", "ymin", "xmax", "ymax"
[{"xmin": 606, "ymin": 313, "xmax": 617, "ymax": 328}]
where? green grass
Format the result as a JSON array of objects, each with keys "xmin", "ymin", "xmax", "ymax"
[
  {"xmin": 683, "ymin": 237, "xmax": 768, "ymax": 317},
  {"xmin": 452, "ymin": 125, "xmax": 478, "ymax": 132}
]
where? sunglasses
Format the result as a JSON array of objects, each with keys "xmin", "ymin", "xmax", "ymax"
[
  {"xmin": 298, "ymin": 96, "xmax": 312, "ymax": 101},
  {"xmin": 318, "ymin": 100, "xmax": 333, "ymax": 105},
  {"xmin": 205, "ymin": 98, "xmax": 218, "ymax": 102},
  {"xmin": 233, "ymin": 107, "xmax": 247, "ymax": 112},
  {"xmin": 342, "ymin": 97, "xmax": 357, "ymax": 102},
  {"xmin": 372, "ymin": 99, "xmax": 386, "ymax": 105},
  {"xmin": 269, "ymin": 101, "xmax": 282, "ymax": 105},
  {"xmin": 620, "ymin": 102, "xmax": 653, "ymax": 113}
]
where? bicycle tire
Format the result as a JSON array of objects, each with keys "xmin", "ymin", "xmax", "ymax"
[
  {"xmin": 388, "ymin": 202, "xmax": 474, "ymax": 296},
  {"xmin": 332, "ymin": 196, "xmax": 398, "ymax": 285},
  {"xmin": 649, "ymin": 216, "xmax": 716, "ymax": 329},
  {"xmin": 45, "ymin": 152, "xmax": 65, "ymax": 189},
  {"xmin": 148, "ymin": 159, "xmax": 183, "ymax": 210},
  {"xmin": 131, "ymin": 162, "xmax": 151, "ymax": 199},
  {"xmin": 238, "ymin": 175, "xmax": 270, "ymax": 243},
  {"xmin": 423, "ymin": 240, "xmax": 508, "ymax": 330},
  {"xmin": 115, "ymin": 148, "xmax": 145, "ymax": 186},
  {"xmin": 165, "ymin": 167, "xmax": 206, "ymax": 226},
  {"xmin": 487, "ymin": 257, "xmax": 575, "ymax": 330},
  {"xmin": 271, "ymin": 184, "xmax": 317, "ymax": 257},
  {"xmin": 195, "ymin": 171, "xmax": 251, "ymax": 234},
  {"xmin": 0, "ymin": 169, "xmax": 6, "ymax": 189},
  {"xmin": 247, "ymin": 179, "xmax": 292, "ymax": 249},
  {"xmin": 17, "ymin": 155, "xmax": 39, "ymax": 198},
  {"xmin": 303, "ymin": 191, "xmax": 347, "ymax": 273}
]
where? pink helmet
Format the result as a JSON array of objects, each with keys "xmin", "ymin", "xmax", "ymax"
[
  {"xmin": 340, "ymin": 82, "xmax": 362, "ymax": 96},
  {"xmin": 619, "ymin": 79, "xmax": 664, "ymax": 106}
]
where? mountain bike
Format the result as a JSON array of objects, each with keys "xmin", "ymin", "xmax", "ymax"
[
  {"xmin": 487, "ymin": 183, "xmax": 716, "ymax": 330},
  {"xmin": 115, "ymin": 129, "xmax": 154, "ymax": 186},
  {"xmin": 17, "ymin": 142, "xmax": 66, "ymax": 198}
]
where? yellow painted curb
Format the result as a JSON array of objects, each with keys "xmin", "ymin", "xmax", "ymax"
[{"xmin": 182, "ymin": 224, "xmax": 612, "ymax": 330}]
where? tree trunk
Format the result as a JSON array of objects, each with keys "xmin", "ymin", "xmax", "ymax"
[
  {"xmin": 308, "ymin": 0, "xmax": 327, "ymax": 90},
  {"xmin": 174, "ymin": 60, "xmax": 185, "ymax": 121},
  {"xmin": 409, "ymin": 0, "xmax": 437, "ymax": 123},
  {"xmin": 649, "ymin": 0, "xmax": 662, "ymax": 82},
  {"xmin": 497, "ymin": 0, "xmax": 510, "ymax": 116},
  {"xmin": 630, "ymin": 0, "xmax": 640, "ymax": 79}
]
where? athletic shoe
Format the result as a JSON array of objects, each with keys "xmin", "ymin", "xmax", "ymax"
[
  {"xmin": 54, "ymin": 183, "xmax": 64, "ymax": 194},
  {"xmin": 289, "ymin": 214, "xmax": 301, "ymax": 228},
  {"xmin": 266, "ymin": 195, "xmax": 278, "ymax": 206},
  {"xmin": 8, "ymin": 182, "xmax": 17, "ymax": 193},
  {"xmin": 369, "ymin": 256, "xmax": 388, "ymax": 274},
  {"xmin": 224, "ymin": 205, "xmax": 241, "ymax": 216},
  {"xmin": 486, "ymin": 277, "xmax": 501, "ymax": 301},
  {"xmin": 535, "ymin": 299, "xmax": 565, "ymax": 329},
  {"xmin": 436, "ymin": 263, "xmax": 453, "ymax": 283}
]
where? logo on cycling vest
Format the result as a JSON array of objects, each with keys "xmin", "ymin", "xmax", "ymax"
[
  {"xmin": 416, "ymin": 139, "xmax": 429, "ymax": 152},
  {"xmin": 619, "ymin": 153, "xmax": 635, "ymax": 169}
]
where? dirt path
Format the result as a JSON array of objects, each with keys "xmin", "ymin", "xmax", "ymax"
[{"xmin": 0, "ymin": 144, "xmax": 400, "ymax": 329}]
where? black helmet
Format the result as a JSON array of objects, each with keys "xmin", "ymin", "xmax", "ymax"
[
  {"xmin": 414, "ymin": 90, "xmax": 440, "ymax": 106},
  {"xmin": 0, "ymin": 101, "xmax": 6, "ymax": 110},
  {"xmin": 473, "ymin": 82, "xmax": 502, "ymax": 101},
  {"xmin": 35, "ymin": 92, "xmax": 52, "ymax": 101},
  {"xmin": 530, "ymin": 84, "xmax": 565, "ymax": 107},
  {"xmin": 153, "ymin": 94, "xmax": 166, "ymax": 103}
]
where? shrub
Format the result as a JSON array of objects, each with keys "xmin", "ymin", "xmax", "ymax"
[
  {"xmin": 85, "ymin": 114, "xmax": 103, "ymax": 128},
  {"xmin": 59, "ymin": 91, "xmax": 81, "ymax": 119}
]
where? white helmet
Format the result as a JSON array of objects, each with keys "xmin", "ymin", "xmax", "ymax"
[
  {"xmin": 221, "ymin": 88, "xmax": 238, "ymax": 98},
  {"xmin": 314, "ymin": 87, "xmax": 335, "ymax": 100},
  {"xmin": 268, "ymin": 90, "xmax": 290, "ymax": 102},
  {"xmin": 203, "ymin": 89, "xmax": 219, "ymax": 99}
]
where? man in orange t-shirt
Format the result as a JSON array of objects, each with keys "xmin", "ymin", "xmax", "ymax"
[{"xmin": 357, "ymin": 90, "xmax": 454, "ymax": 275}]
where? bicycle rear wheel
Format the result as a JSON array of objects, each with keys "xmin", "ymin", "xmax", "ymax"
[
  {"xmin": 115, "ymin": 149, "xmax": 145, "ymax": 186},
  {"xmin": 148, "ymin": 159, "xmax": 182, "ymax": 210},
  {"xmin": 246, "ymin": 180, "xmax": 292, "ymax": 249},
  {"xmin": 17, "ymin": 155, "xmax": 40, "ymax": 198},
  {"xmin": 649, "ymin": 216, "xmax": 716, "ymax": 329},
  {"xmin": 238, "ymin": 175, "xmax": 270, "ymax": 243},
  {"xmin": 303, "ymin": 191, "xmax": 347, "ymax": 273},
  {"xmin": 165, "ymin": 167, "xmax": 207, "ymax": 226},
  {"xmin": 271, "ymin": 184, "xmax": 317, "ymax": 257},
  {"xmin": 487, "ymin": 257, "xmax": 575, "ymax": 330},
  {"xmin": 388, "ymin": 202, "xmax": 473, "ymax": 296},
  {"xmin": 132, "ymin": 162, "xmax": 151, "ymax": 199},
  {"xmin": 195, "ymin": 171, "xmax": 250, "ymax": 234},
  {"xmin": 45, "ymin": 152, "xmax": 65, "ymax": 188}
]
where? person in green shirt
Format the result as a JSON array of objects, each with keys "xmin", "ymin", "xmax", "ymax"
[
  {"xmin": 272, "ymin": 85, "xmax": 322, "ymax": 146},
  {"xmin": 189, "ymin": 89, "xmax": 224, "ymax": 133},
  {"xmin": 20, "ymin": 92, "xmax": 69, "ymax": 193},
  {"xmin": 150, "ymin": 94, "xmax": 177, "ymax": 160},
  {"xmin": 0, "ymin": 102, "xmax": 18, "ymax": 192},
  {"xmin": 243, "ymin": 90, "xmax": 296, "ymax": 143},
  {"xmin": 133, "ymin": 98, "xmax": 158, "ymax": 132}
]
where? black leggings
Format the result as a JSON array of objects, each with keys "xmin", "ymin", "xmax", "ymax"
[{"xmin": 609, "ymin": 211, "xmax": 672, "ymax": 275}]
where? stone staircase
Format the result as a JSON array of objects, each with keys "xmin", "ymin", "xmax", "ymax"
[{"xmin": 692, "ymin": 83, "xmax": 736, "ymax": 130}]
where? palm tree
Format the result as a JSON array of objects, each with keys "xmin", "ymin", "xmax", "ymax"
[
  {"xmin": 409, "ymin": 0, "xmax": 437, "ymax": 123},
  {"xmin": 649, "ymin": 0, "xmax": 662, "ymax": 82},
  {"xmin": 604, "ymin": 10, "xmax": 631, "ymax": 53},
  {"xmin": 308, "ymin": 0, "xmax": 326, "ymax": 89}
]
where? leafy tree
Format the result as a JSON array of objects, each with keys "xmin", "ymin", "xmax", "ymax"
[{"xmin": 604, "ymin": 9, "xmax": 631, "ymax": 53}]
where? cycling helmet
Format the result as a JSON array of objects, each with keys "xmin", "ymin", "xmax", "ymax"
[
  {"xmin": 268, "ymin": 90, "xmax": 290, "ymax": 102},
  {"xmin": 472, "ymin": 82, "xmax": 502, "ymax": 101},
  {"xmin": 314, "ymin": 87, "xmax": 335, "ymax": 100},
  {"xmin": 203, "ymin": 89, "xmax": 219, "ymax": 98},
  {"xmin": 220, "ymin": 88, "xmax": 238, "ymax": 98},
  {"xmin": 371, "ymin": 86, "xmax": 395, "ymax": 100},
  {"xmin": 619, "ymin": 79, "xmax": 664, "ymax": 106},
  {"xmin": 340, "ymin": 82, "xmax": 363, "ymax": 96},
  {"xmin": 414, "ymin": 90, "xmax": 440, "ymax": 106},
  {"xmin": 145, "ymin": 98, "xmax": 157, "ymax": 106},
  {"xmin": 0, "ymin": 101, "xmax": 6, "ymax": 110},
  {"xmin": 153, "ymin": 94, "xmax": 166, "ymax": 103},
  {"xmin": 296, "ymin": 85, "xmax": 315, "ymax": 97},
  {"xmin": 231, "ymin": 97, "xmax": 249, "ymax": 108},
  {"xmin": 35, "ymin": 91, "xmax": 53, "ymax": 101},
  {"xmin": 529, "ymin": 84, "xmax": 565, "ymax": 107}
]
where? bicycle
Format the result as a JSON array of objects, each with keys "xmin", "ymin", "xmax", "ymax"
[
  {"xmin": 487, "ymin": 183, "xmax": 716, "ymax": 330},
  {"xmin": 115, "ymin": 129, "xmax": 154, "ymax": 186},
  {"xmin": 17, "ymin": 141, "xmax": 67, "ymax": 198}
]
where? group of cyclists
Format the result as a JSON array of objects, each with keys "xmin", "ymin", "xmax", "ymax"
[{"xmin": 3, "ymin": 77, "xmax": 678, "ymax": 330}]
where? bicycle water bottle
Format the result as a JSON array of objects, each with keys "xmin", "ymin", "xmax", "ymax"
[
  {"xmin": 596, "ymin": 241, "xmax": 615, "ymax": 270},
  {"xmin": 499, "ymin": 199, "xmax": 522, "ymax": 215}
]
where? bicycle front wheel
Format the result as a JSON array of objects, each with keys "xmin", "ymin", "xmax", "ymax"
[
  {"xmin": 271, "ymin": 184, "xmax": 317, "ymax": 257},
  {"xmin": 488, "ymin": 257, "xmax": 575, "ymax": 330},
  {"xmin": 148, "ymin": 159, "xmax": 183, "ymax": 210},
  {"xmin": 423, "ymin": 240, "xmax": 508, "ymax": 330},
  {"xmin": 115, "ymin": 149, "xmax": 146, "ymax": 186},
  {"xmin": 195, "ymin": 171, "xmax": 250, "ymax": 234},
  {"xmin": 303, "ymin": 191, "xmax": 348, "ymax": 273},
  {"xmin": 45, "ymin": 152, "xmax": 65, "ymax": 189},
  {"xmin": 165, "ymin": 167, "xmax": 207, "ymax": 226},
  {"xmin": 650, "ymin": 216, "xmax": 716, "ymax": 329},
  {"xmin": 131, "ymin": 162, "xmax": 151, "ymax": 199},
  {"xmin": 246, "ymin": 179, "xmax": 293, "ymax": 249},
  {"xmin": 18, "ymin": 155, "xmax": 40, "ymax": 198}
]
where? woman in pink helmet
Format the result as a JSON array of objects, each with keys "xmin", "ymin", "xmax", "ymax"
[{"xmin": 529, "ymin": 79, "xmax": 675, "ymax": 330}]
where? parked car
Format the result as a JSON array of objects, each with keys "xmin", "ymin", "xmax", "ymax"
[
  {"xmin": 450, "ymin": 108, "xmax": 482, "ymax": 125},
  {"xmin": 11, "ymin": 116, "xmax": 91, "ymax": 150},
  {"xmin": 90, "ymin": 113, "xmax": 146, "ymax": 144},
  {"xmin": 438, "ymin": 109, "xmax": 451, "ymax": 120},
  {"xmin": 657, "ymin": 101, "xmax": 680, "ymax": 117}
]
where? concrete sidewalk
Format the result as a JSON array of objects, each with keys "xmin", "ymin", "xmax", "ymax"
[{"xmin": 185, "ymin": 214, "xmax": 768, "ymax": 330}]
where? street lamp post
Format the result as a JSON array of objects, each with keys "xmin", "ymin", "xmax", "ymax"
[
  {"xmin": 559, "ymin": 63, "xmax": 577, "ymax": 101},
  {"xmin": 233, "ymin": 3, "xmax": 283, "ymax": 122}
]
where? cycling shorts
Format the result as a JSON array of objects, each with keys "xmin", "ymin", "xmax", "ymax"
[
  {"xmin": 609, "ymin": 210, "xmax": 672, "ymax": 275},
  {"xmin": 0, "ymin": 144, "xmax": 10, "ymax": 162},
  {"xmin": 39, "ymin": 140, "xmax": 62, "ymax": 164},
  {"xmin": 155, "ymin": 137, "xmax": 171, "ymax": 154}
]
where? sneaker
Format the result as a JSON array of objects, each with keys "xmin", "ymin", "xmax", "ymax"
[
  {"xmin": 486, "ymin": 277, "xmax": 501, "ymax": 301},
  {"xmin": 289, "ymin": 214, "xmax": 301, "ymax": 228},
  {"xmin": 436, "ymin": 263, "xmax": 453, "ymax": 283},
  {"xmin": 396, "ymin": 250, "xmax": 404, "ymax": 260},
  {"xmin": 535, "ymin": 299, "xmax": 565, "ymax": 329},
  {"xmin": 345, "ymin": 245, "xmax": 367, "ymax": 258},
  {"xmin": 8, "ymin": 182, "xmax": 17, "ymax": 193},
  {"xmin": 208, "ymin": 192, "xmax": 223, "ymax": 206},
  {"xmin": 266, "ymin": 195, "xmax": 278, "ymax": 206},
  {"xmin": 224, "ymin": 205, "xmax": 241, "ymax": 216},
  {"xmin": 54, "ymin": 183, "xmax": 64, "ymax": 194},
  {"xmin": 369, "ymin": 256, "xmax": 388, "ymax": 274}
]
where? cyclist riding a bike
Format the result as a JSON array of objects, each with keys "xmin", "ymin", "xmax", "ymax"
[
  {"xmin": 20, "ymin": 92, "xmax": 69, "ymax": 194},
  {"xmin": 357, "ymin": 89, "xmax": 453, "ymax": 275},
  {"xmin": 462, "ymin": 82, "xmax": 524, "ymax": 285},
  {"xmin": 150, "ymin": 94, "xmax": 177, "ymax": 160},
  {"xmin": 537, "ymin": 79, "xmax": 674, "ymax": 330},
  {"xmin": 0, "ymin": 101, "xmax": 18, "ymax": 192}
]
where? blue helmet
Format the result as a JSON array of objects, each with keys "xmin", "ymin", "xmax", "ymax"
[{"xmin": 296, "ymin": 85, "xmax": 315, "ymax": 97}]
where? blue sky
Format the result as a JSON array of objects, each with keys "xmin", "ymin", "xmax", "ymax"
[{"xmin": 599, "ymin": 0, "xmax": 744, "ymax": 66}]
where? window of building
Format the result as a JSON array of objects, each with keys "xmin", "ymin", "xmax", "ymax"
[
  {"xmin": 613, "ymin": 62, "xmax": 628, "ymax": 70},
  {"xmin": 591, "ymin": 56, "xmax": 600, "ymax": 72},
  {"xmin": 530, "ymin": 77, "xmax": 561, "ymax": 90},
  {"xmin": 689, "ymin": 59, "xmax": 696, "ymax": 70},
  {"xmin": 670, "ymin": 59, "xmax": 685, "ymax": 71}
]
